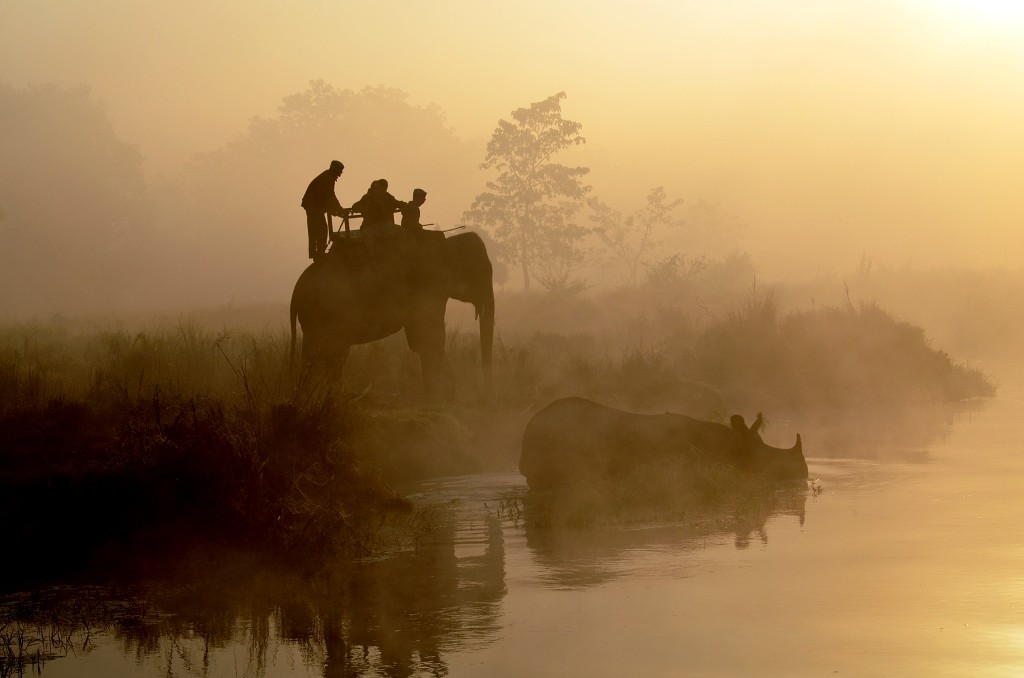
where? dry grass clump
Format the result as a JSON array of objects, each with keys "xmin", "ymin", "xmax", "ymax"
[
  {"xmin": 0, "ymin": 274, "xmax": 997, "ymax": 576},
  {"xmin": 689, "ymin": 292, "xmax": 994, "ymax": 410},
  {"xmin": 0, "ymin": 324, "xmax": 473, "ymax": 579}
]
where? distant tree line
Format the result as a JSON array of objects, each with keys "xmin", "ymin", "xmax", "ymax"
[
  {"xmin": 0, "ymin": 81, "xmax": 745, "ymax": 314},
  {"xmin": 462, "ymin": 90, "xmax": 748, "ymax": 292}
]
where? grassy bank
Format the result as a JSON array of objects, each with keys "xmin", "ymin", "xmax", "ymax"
[
  {"xmin": 0, "ymin": 285, "xmax": 996, "ymax": 572},
  {"xmin": 0, "ymin": 324, "xmax": 472, "ymax": 581}
]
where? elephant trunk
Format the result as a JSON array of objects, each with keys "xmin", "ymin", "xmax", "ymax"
[
  {"xmin": 478, "ymin": 285, "xmax": 494, "ymax": 392},
  {"xmin": 289, "ymin": 290, "xmax": 298, "ymax": 366}
]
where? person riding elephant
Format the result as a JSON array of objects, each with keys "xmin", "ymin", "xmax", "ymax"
[
  {"xmin": 351, "ymin": 179, "xmax": 407, "ymax": 253},
  {"xmin": 301, "ymin": 160, "xmax": 347, "ymax": 261},
  {"xmin": 401, "ymin": 188, "xmax": 428, "ymax": 231},
  {"xmin": 352, "ymin": 179, "xmax": 406, "ymax": 228},
  {"xmin": 289, "ymin": 230, "xmax": 495, "ymax": 399}
]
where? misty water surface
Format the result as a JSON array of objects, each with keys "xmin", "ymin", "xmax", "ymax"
[{"xmin": 4, "ymin": 375, "xmax": 1024, "ymax": 678}]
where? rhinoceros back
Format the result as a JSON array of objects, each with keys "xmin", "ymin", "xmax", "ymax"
[
  {"xmin": 518, "ymin": 397, "xmax": 808, "ymax": 489},
  {"xmin": 519, "ymin": 397, "xmax": 686, "ymax": 488}
]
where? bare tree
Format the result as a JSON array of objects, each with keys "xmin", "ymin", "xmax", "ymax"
[{"xmin": 589, "ymin": 187, "xmax": 684, "ymax": 287}]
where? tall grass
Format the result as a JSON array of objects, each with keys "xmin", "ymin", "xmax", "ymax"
[
  {"xmin": 0, "ymin": 323, "xmax": 472, "ymax": 575},
  {"xmin": 775, "ymin": 264, "xmax": 1024, "ymax": 362},
  {"xmin": 0, "ymin": 274, "xmax": 997, "ymax": 569},
  {"xmin": 689, "ymin": 291, "xmax": 994, "ymax": 410}
]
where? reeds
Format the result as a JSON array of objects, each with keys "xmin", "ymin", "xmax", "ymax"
[
  {"xmin": 0, "ymin": 285, "xmax": 996, "ymax": 570},
  {"xmin": 0, "ymin": 323, "xmax": 441, "ymax": 572}
]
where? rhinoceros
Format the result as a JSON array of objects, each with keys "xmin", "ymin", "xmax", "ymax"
[{"xmin": 519, "ymin": 397, "xmax": 807, "ymax": 489}]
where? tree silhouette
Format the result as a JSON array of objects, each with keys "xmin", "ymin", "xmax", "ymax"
[
  {"xmin": 464, "ymin": 92, "xmax": 590, "ymax": 291},
  {"xmin": 0, "ymin": 84, "xmax": 151, "ymax": 313},
  {"xmin": 678, "ymin": 198, "xmax": 745, "ymax": 256},
  {"xmin": 589, "ymin": 187, "xmax": 685, "ymax": 287},
  {"xmin": 168, "ymin": 80, "xmax": 477, "ymax": 306}
]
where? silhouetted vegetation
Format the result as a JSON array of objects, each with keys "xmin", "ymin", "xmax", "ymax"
[
  {"xmin": 479, "ymin": 259, "xmax": 994, "ymax": 414},
  {"xmin": 0, "ymin": 84, "xmax": 153, "ymax": 314},
  {"xmin": 0, "ymin": 516, "xmax": 504, "ymax": 677},
  {"xmin": 0, "ymin": 324, "xmax": 467, "ymax": 582},
  {"xmin": 777, "ymin": 262, "xmax": 1024, "ymax": 363},
  {"xmin": 0, "ymin": 265, "xmax": 994, "ymax": 576},
  {"xmin": 464, "ymin": 92, "xmax": 591, "ymax": 291},
  {"xmin": 588, "ymin": 186, "xmax": 685, "ymax": 287},
  {"xmin": 0, "ymin": 469, "xmax": 808, "ymax": 676},
  {"xmin": 0, "ymin": 80, "xmax": 1007, "ymax": 587},
  {"xmin": 689, "ymin": 293, "xmax": 994, "ymax": 410}
]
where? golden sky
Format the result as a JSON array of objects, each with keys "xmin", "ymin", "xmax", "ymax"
[{"xmin": 2, "ymin": 0, "xmax": 1022, "ymax": 274}]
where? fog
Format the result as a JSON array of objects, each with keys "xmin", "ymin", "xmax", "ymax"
[
  {"xmin": 7, "ymin": 7, "xmax": 1024, "ymax": 675},
  {"xmin": 2, "ymin": 0, "xmax": 1023, "ymax": 315}
]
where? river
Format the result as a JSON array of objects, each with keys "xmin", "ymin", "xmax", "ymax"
[{"xmin": 3, "ymin": 373, "xmax": 1023, "ymax": 677}]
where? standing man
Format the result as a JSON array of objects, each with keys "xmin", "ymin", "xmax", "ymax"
[
  {"xmin": 401, "ymin": 188, "xmax": 427, "ymax": 230},
  {"xmin": 301, "ymin": 160, "xmax": 346, "ymax": 261}
]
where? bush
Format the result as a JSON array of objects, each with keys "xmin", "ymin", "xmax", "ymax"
[{"xmin": 688, "ymin": 296, "xmax": 994, "ymax": 409}]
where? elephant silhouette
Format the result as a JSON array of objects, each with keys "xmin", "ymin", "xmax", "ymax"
[{"xmin": 290, "ymin": 229, "xmax": 494, "ymax": 398}]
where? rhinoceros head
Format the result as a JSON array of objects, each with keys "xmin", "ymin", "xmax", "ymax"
[{"xmin": 731, "ymin": 413, "xmax": 808, "ymax": 480}]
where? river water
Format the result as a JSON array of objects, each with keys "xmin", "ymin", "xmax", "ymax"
[{"xmin": 4, "ymin": 374, "xmax": 1024, "ymax": 677}]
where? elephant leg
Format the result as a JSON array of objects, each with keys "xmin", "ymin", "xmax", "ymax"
[
  {"xmin": 302, "ymin": 328, "xmax": 350, "ymax": 377},
  {"xmin": 406, "ymin": 302, "xmax": 454, "ymax": 400},
  {"xmin": 419, "ymin": 350, "xmax": 455, "ymax": 401},
  {"xmin": 300, "ymin": 328, "xmax": 324, "ymax": 369}
]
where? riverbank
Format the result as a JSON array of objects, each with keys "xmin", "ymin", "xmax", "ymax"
[{"xmin": 0, "ymin": 295, "xmax": 995, "ymax": 582}]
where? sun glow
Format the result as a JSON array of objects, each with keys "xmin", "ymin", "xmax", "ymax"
[{"xmin": 928, "ymin": 0, "xmax": 1024, "ymax": 27}]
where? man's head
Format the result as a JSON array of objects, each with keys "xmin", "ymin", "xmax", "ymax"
[
  {"xmin": 413, "ymin": 188, "xmax": 427, "ymax": 205},
  {"xmin": 329, "ymin": 160, "xmax": 345, "ymax": 177}
]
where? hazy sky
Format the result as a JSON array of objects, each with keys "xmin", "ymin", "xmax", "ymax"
[{"xmin": 2, "ymin": 0, "xmax": 1023, "ymax": 274}]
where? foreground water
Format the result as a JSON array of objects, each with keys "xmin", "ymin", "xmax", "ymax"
[{"xmin": 4, "ymin": 376, "xmax": 1024, "ymax": 677}]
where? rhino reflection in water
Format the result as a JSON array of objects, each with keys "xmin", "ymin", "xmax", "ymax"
[{"xmin": 519, "ymin": 397, "xmax": 808, "ymax": 489}]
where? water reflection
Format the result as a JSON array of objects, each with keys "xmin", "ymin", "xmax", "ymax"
[
  {"xmin": 0, "ymin": 472, "xmax": 817, "ymax": 678},
  {"xmin": 522, "ymin": 484, "xmax": 808, "ymax": 588},
  {"xmin": 5, "ymin": 388, "xmax": 1019, "ymax": 677},
  {"xmin": 0, "ymin": 513, "xmax": 506, "ymax": 678}
]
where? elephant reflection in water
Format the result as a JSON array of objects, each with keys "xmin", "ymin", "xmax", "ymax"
[
  {"xmin": 274, "ymin": 514, "xmax": 507, "ymax": 677},
  {"xmin": 290, "ymin": 229, "xmax": 494, "ymax": 399},
  {"xmin": 5, "ymin": 511, "xmax": 508, "ymax": 678}
]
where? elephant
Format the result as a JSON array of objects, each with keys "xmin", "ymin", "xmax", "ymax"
[
  {"xmin": 519, "ymin": 397, "xmax": 807, "ymax": 489},
  {"xmin": 289, "ymin": 228, "xmax": 494, "ymax": 398}
]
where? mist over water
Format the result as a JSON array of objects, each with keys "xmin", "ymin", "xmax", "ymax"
[
  {"xmin": 4, "ymin": 382, "xmax": 1024, "ymax": 677},
  {"xmin": 2, "ymin": 2, "xmax": 1024, "ymax": 676},
  {"xmin": 2, "ymin": 2, "xmax": 1024, "ymax": 316}
]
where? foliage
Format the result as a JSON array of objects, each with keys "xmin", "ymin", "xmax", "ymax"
[
  {"xmin": 675, "ymin": 198, "xmax": 746, "ymax": 256},
  {"xmin": 776, "ymin": 263, "xmax": 1024, "ymax": 362},
  {"xmin": 0, "ymin": 262, "xmax": 998, "ymax": 567},
  {"xmin": 688, "ymin": 291, "xmax": 995, "ymax": 410},
  {"xmin": 0, "ymin": 84, "xmax": 152, "ymax": 314},
  {"xmin": 0, "ymin": 324, "xmax": 477, "ymax": 572},
  {"xmin": 0, "ymin": 80, "xmax": 486, "ymax": 315},
  {"xmin": 463, "ymin": 92, "xmax": 591, "ymax": 291},
  {"xmin": 589, "ymin": 186, "xmax": 685, "ymax": 287},
  {"xmin": 165, "ymin": 80, "xmax": 478, "ymax": 308}
]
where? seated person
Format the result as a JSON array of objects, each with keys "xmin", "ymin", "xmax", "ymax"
[
  {"xmin": 401, "ymin": 188, "xmax": 428, "ymax": 230},
  {"xmin": 352, "ymin": 179, "xmax": 406, "ymax": 228}
]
